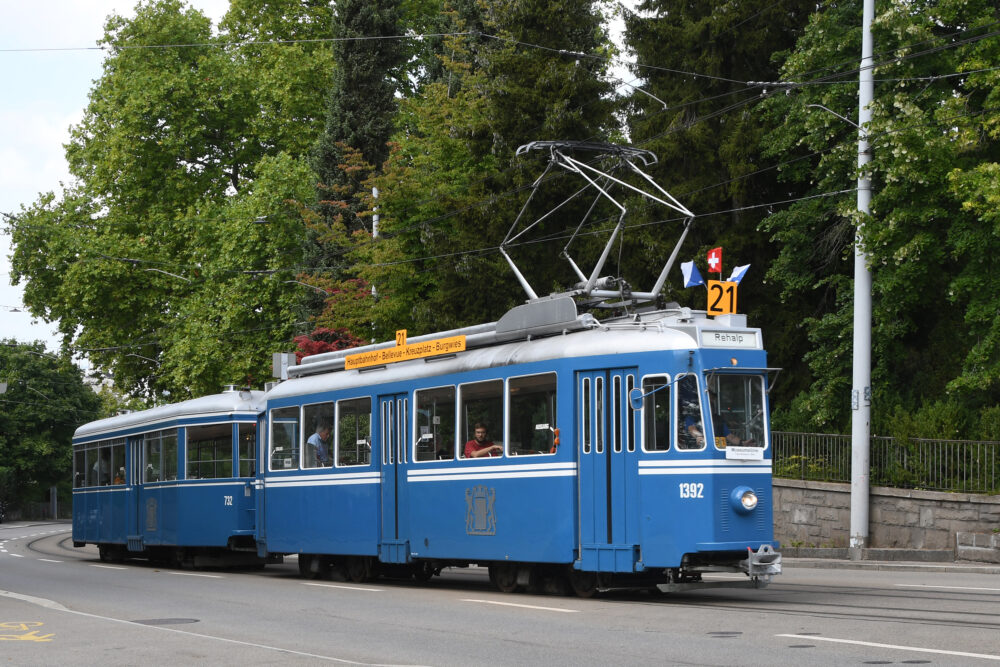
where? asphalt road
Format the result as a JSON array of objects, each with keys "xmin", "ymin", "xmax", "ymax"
[{"xmin": 1, "ymin": 521, "xmax": 998, "ymax": 665}]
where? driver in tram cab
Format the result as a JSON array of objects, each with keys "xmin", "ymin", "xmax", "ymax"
[
  {"xmin": 687, "ymin": 391, "xmax": 756, "ymax": 448},
  {"xmin": 464, "ymin": 423, "xmax": 502, "ymax": 458}
]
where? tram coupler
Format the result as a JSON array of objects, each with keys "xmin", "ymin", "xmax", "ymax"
[{"xmin": 741, "ymin": 544, "xmax": 782, "ymax": 580}]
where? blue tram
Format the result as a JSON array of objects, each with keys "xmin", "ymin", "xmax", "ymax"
[
  {"xmin": 71, "ymin": 141, "xmax": 781, "ymax": 593},
  {"xmin": 72, "ymin": 388, "xmax": 267, "ymax": 566},
  {"xmin": 72, "ymin": 298, "xmax": 781, "ymax": 592}
]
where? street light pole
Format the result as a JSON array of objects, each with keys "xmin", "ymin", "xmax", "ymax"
[{"xmin": 850, "ymin": 0, "xmax": 875, "ymax": 559}]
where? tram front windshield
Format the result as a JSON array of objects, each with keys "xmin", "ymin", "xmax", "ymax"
[{"xmin": 706, "ymin": 374, "xmax": 767, "ymax": 447}]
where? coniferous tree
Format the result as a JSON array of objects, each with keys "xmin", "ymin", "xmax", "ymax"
[{"xmin": 311, "ymin": 0, "xmax": 405, "ymax": 227}]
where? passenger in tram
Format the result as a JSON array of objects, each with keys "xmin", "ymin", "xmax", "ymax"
[
  {"xmin": 307, "ymin": 424, "xmax": 332, "ymax": 467},
  {"xmin": 463, "ymin": 423, "xmax": 502, "ymax": 458},
  {"xmin": 93, "ymin": 450, "xmax": 111, "ymax": 485},
  {"xmin": 113, "ymin": 467, "xmax": 125, "ymax": 485}
]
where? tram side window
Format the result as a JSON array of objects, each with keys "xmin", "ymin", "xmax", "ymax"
[
  {"xmin": 270, "ymin": 407, "xmax": 300, "ymax": 470},
  {"xmin": 303, "ymin": 402, "xmax": 335, "ymax": 468},
  {"xmin": 642, "ymin": 376, "xmax": 670, "ymax": 451},
  {"xmin": 509, "ymin": 373, "xmax": 557, "ymax": 456},
  {"xmin": 238, "ymin": 423, "xmax": 256, "ymax": 477},
  {"xmin": 162, "ymin": 430, "xmax": 178, "ymax": 480},
  {"xmin": 186, "ymin": 423, "xmax": 233, "ymax": 479},
  {"xmin": 337, "ymin": 397, "xmax": 371, "ymax": 466},
  {"xmin": 415, "ymin": 386, "xmax": 456, "ymax": 461},
  {"xmin": 707, "ymin": 374, "xmax": 767, "ymax": 448},
  {"xmin": 460, "ymin": 380, "xmax": 503, "ymax": 458},
  {"xmin": 86, "ymin": 444, "xmax": 110, "ymax": 486},
  {"xmin": 143, "ymin": 430, "xmax": 177, "ymax": 482},
  {"xmin": 74, "ymin": 449, "xmax": 86, "ymax": 488},
  {"xmin": 110, "ymin": 438, "xmax": 126, "ymax": 484},
  {"xmin": 677, "ymin": 375, "xmax": 705, "ymax": 450}
]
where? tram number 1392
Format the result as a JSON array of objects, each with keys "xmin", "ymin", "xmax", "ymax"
[{"xmin": 679, "ymin": 482, "xmax": 704, "ymax": 499}]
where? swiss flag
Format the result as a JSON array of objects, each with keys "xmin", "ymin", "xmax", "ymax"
[{"xmin": 707, "ymin": 247, "xmax": 722, "ymax": 274}]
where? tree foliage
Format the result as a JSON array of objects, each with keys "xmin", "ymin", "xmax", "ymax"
[
  {"xmin": 5, "ymin": 0, "xmax": 331, "ymax": 398},
  {"xmin": 623, "ymin": 0, "xmax": 818, "ymax": 407},
  {"xmin": 0, "ymin": 342, "xmax": 102, "ymax": 509},
  {"xmin": 760, "ymin": 0, "xmax": 1000, "ymax": 433},
  {"xmin": 353, "ymin": 1, "xmax": 618, "ymax": 340}
]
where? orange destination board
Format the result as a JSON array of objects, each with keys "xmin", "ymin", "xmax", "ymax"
[{"xmin": 345, "ymin": 335, "xmax": 466, "ymax": 370}]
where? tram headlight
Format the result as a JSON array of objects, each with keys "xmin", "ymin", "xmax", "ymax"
[{"xmin": 730, "ymin": 486, "xmax": 758, "ymax": 514}]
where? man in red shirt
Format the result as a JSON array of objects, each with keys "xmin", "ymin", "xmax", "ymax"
[{"xmin": 464, "ymin": 423, "xmax": 502, "ymax": 458}]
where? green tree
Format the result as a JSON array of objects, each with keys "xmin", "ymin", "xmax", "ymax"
[
  {"xmin": 353, "ymin": 2, "xmax": 617, "ymax": 340},
  {"xmin": 623, "ymin": 0, "xmax": 816, "ymax": 407},
  {"xmin": 0, "ymin": 342, "xmax": 102, "ymax": 514},
  {"xmin": 311, "ymin": 0, "xmax": 405, "ymax": 222},
  {"xmin": 6, "ymin": 0, "xmax": 331, "ymax": 398},
  {"xmin": 759, "ymin": 0, "xmax": 1000, "ymax": 433}
]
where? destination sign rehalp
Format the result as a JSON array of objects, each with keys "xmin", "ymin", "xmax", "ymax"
[{"xmin": 344, "ymin": 336, "xmax": 467, "ymax": 370}]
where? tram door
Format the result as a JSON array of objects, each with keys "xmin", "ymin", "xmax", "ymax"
[
  {"xmin": 576, "ymin": 368, "xmax": 640, "ymax": 572},
  {"xmin": 126, "ymin": 437, "xmax": 144, "ymax": 550},
  {"xmin": 378, "ymin": 393, "xmax": 411, "ymax": 563}
]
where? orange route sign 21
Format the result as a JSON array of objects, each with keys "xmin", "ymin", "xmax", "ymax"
[{"xmin": 706, "ymin": 280, "xmax": 738, "ymax": 316}]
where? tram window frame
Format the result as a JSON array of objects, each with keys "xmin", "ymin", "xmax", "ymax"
[
  {"xmin": 336, "ymin": 397, "xmax": 372, "ymax": 467},
  {"xmin": 414, "ymin": 385, "xmax": 456, "ymax": 462},
  {"xmin": 641, "ymin": 375, "xmax": 671, "ymax": 452},
  {"xmin": 110, "ymin": 438, "xmax": 126, "ymax": 484},
  {"xmin": 676, "ymin": 374, "xmax": 706, "ymax": 451},
  {"xmin": 626, "ymin": 374, "xmax": 636, "ymax": 452},
  {"xmin": 508, "ymin": 372, "xmax": 557, "ymax": 457},
  {"xmin": 705, "ymin": 373, "xmax": 768, "ymax": 450},
  {"xmin": 581, "ymin": 377, "xmax": 591, "ymax": 454},
  {"xmin": 459, "ymin": 379, "xmax": 504, "ymax": 459},
  {"xmin": 303, "ymin": 401, "xmax": 335, "ymax": 468},
  {"xmin": 73, "ymin": 448, "xmax": 86, "ymax": 488},
  {"xmin": 186, "ymin": 423, "xmax": 233, "ymax": 479},
  {"xmin": 143, "ymin": 429, "xmax": 178, "ymax": 482},
  {"xmin": 613, "ymin": 375, "xmax": 623, "ymax": 453},
  {"xmin": 269, "ymin": 406, "xmax": 301, "ymax": 471},
  {"xmin": 238, "ymin": 423, "xmax": 256, "ymax": 477}
]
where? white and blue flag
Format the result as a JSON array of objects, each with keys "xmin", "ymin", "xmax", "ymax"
[
  {"xmin": 681, "ymin": 260, "xmax": 705, "ymax": 288},
  {"xmin": 727, "ymin": 264, "xmax": 750, "ymax": 284}
]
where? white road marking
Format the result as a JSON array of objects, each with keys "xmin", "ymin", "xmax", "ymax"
[
  {"xmin": 303, "ymin": 583, "xmax": 383, "ymax": 592},
  {"xmin": 776, "ymin": 634, "xmax": 1000, "ymax": 661},
  {"xmin": 168, "ymin": 571, "xmax": 223, "ymax": 578},
  {"xmin": 462, "ymin": 599, "xmax": 579, "ymax": 613},
  {"xmin": 38, "ymin": 559, "xmax": 63, "ymax": 563},
  {"xmin": 89, "ymin": 564, "xmax": 128, "ymax": 570},
  {"xmin": 9, "ymin": 554, "xmax": 24, "ymax": 558},
  {"xmin": 896, "ymin": 583, "xmax": 1000, "ymax": 592}
]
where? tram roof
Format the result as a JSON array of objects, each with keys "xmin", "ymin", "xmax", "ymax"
[
  {"xmin": 268, "ymin": 305, "xmax": 763, "ymax": 401},
  {"xmin": 74, "ymin": 389, "xmax": 264, "ymax": 441}
]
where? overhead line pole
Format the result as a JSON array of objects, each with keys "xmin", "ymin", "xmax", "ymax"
[{"xmin": 850, "ymin": 0, "xmax": 875, "ymax": 559}]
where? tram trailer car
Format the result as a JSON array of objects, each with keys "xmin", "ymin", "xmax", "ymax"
[
  {"xmin": 72, "ymin": 388, "xmax": 268, "ymax": 567},
  {"xmin": 257, "ymin": 297, "xmax": 781, "ymax": 594}
]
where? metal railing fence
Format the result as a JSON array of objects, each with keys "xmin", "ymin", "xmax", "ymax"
[{"xmin": 772, "ymin": 431, "xmax": 1000, "ymax": 494}]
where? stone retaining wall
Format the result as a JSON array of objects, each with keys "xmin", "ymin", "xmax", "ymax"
[{"xmin": 773, "ymin": 478, "xmax": 1000, "ymax": 550}]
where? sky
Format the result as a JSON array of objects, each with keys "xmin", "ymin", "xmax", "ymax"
[
  {"xmin": 1, "ymin": 1, "xmax": 633, "ymax": 354},
  {"xmin": 0, "ymin": 1, "xmax": 229, "ymax": 352}
]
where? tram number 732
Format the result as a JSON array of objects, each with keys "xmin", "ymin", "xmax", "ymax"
[{"xmin": 679, "ymin": 482, "xmax": 704, "ymax": 498}]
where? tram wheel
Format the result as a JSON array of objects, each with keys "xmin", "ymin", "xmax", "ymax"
[
  {"xmin": 489, "ymin": 564, "xmax": 519, "ymax": 593},
  {"xmin": 567, "ymin": 569, "xmax": 598, "ymax": 598},
  {"xmin": 412, "ymin": 561, "xmax": 436, "ymax": 583},
  {"xmin": 298, "ymin": 554, "xmax": 318, "ymax": 579},
  {"xmin": 345, "ymin": 556, "xmax": 372, "ymax": 583}
]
